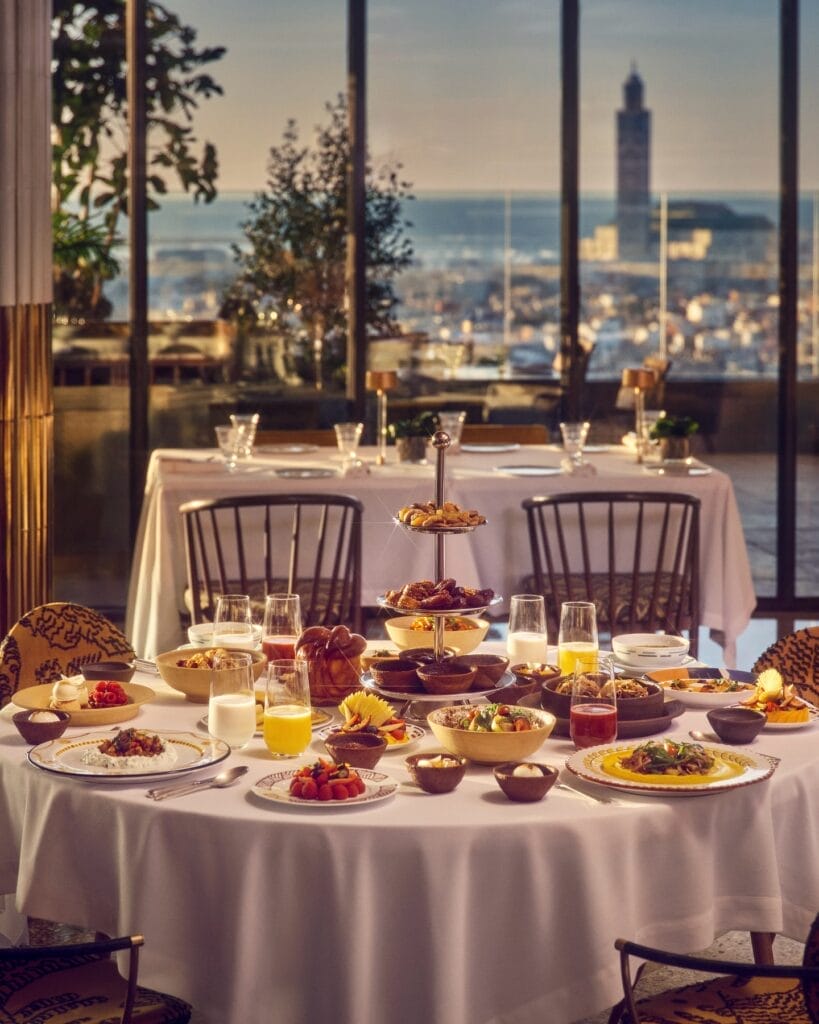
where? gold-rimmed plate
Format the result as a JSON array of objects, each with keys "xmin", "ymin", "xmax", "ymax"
[
  {"xmin": 251, "ymin": 766, "xmax": 397, "ymax": 809},
  {"xmin": 12, "ymin": 681, "xmax": 155, "ymax": 726}
]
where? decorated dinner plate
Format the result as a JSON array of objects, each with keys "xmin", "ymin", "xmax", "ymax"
[
  {"xmin": 12, "ymin": 681, "xmax": 155, "ymax": 727},
  {"xmin": 646, "ymin": 667, "xmax": 758, "ymax": 708},
  {"xmin": 28, "ymin": 730, "xmax": 230, "ymax": 782},
  {"xmin": 251, "ymin": 766, "xmax": 397, "ymax": 809},
  {"xmin": 315, "ymin": 722, "xmax": 424, "ymax": 752},
  {"xmin": 566, "ymin": 741, "xmax": 778, "ymax": 797},
  {"xmin": 274, "ymin": 467, "xmax": 337, "ymax": 479},
  {"xmin": 255, "ymin": 443, "xmax": 320, "ymax": 455},
  {"xmin": 460, "ymin": 442, "xmax": 520, "ymax": 454},
  {"xmin": 492, "ymin": 464, "xmax": 562, "ymax": 477}
]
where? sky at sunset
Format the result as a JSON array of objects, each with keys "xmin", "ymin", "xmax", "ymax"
[{"xmin": 171, "ymin": 0, "xmax": 819, "ymax": 195}]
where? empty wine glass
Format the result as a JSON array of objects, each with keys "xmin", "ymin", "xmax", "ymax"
[
  {"xmin": 560, "ymin": 421, "xmax": 591, "ymax": 467},
  {"xmin": 334, "ymin": 422, "xmax": 364, "ymax": 462},
  {"xmin": 214, "ymin": 425, "xmax": 240, "ymax": 469},
  {"xmin": 213, "ymin": 594, "xmax": 254, "ymax": 647},
  {"xmin": 437, "ymin": 410, "xmax": 467, "ymax": 452},
  {"xmin": 208, "ymin": 650, "xmax": 256, "ymax": 750},
  {"xmin": 569, "ymin": 654, "xmax": 617, "ymax": 750},
  {"xmin": 229, "ymin": 413, "xmax": 260, "ymax": 459}
]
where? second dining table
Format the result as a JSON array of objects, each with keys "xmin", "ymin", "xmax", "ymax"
[{"xmin": 126, "ymin": 442, "xmax": 755, "ymax": 662}]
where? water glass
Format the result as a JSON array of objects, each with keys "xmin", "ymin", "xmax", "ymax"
[
  {"xmin": 569, "ymin": 654, "xmax": 617, "ymax": 750},
  {"xmin": 229, "ymin": 412, "xmax": 260, "ymax": 458},
  {"xmin": 334, "ymin": 422, "xmax": 364, "ymax": 461},
  {"xmin": 214, "ymin": 424, "xmax": 241, "ymax": 469},
  {"xmin": 213, "ymin": 593, "xmax": 254, "ymax": 648},
  {"xmin": 558, "ymin": 601, "xmax": 599, "ymax": 677},
  {"xmin": 262, "ymin": 593, "xmax": 302, "ymax": 662},
  {"xmin": 560, "ymin": 421, "xmax": 590, "ymax": 465},
  {"xmin": 507, "ymin": 594, "xmax": 548, "ymax": 664},
  {"xmin": 208, "ymin": 650, "xmax": 256, "ymax": 750},
  {"xmin": 437, "ymin": 410, "xmax": 467, "ymax": 451},
  {"xmin": 264, "ymin": 659, "xmax": 312, "ymax": 758}
]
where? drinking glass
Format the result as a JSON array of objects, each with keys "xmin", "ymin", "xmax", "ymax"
[
  {"xmin": 208, "ymin": 650, "xmax": 256, "ymax": 750},
  {"xmin": 560, "ymin": 421, "xmax": 591, "ymax": 466},
  {"xmin": 264, "ymin": 659, "xmax": 312, "ymax": 758},
  {"xmin": 437, "ymin": 410, "xmax": 467, "ymax": 452},
  {"xmin": 569, "ymin": 654, "xmax": 617, "ymax": 749},
  {"xmin": 558, "ymin": 601, "xmax": 599, "ymax": 677},
  {"xmin": 214, "ymin": 424, "xmax": 240, "ymax": 469},
  {"xmin": 213, "ymin": 593, "xmax": 254, "ymax": 647},
  {"xmin": 262, "ymin": 593, "xmax": 302, "ymax": 661},
  {"xmin": 229, "ymin": 412, "xmax": 260, "ymax": 458},
  {"xmin": 507, "ymin": 594, "xmax": 548, "ymax": 664},
  {"xmin": 334, "ymin": 422, "xmax": 364, "ymax": 461}
]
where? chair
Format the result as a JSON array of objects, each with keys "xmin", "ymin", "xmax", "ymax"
[
  {"xmin": 614, "ymin": 913, "xmax": 819, "ymax": 1024},
  {"xmin": 254, "ymin": 428, "xmax": 336, "ymax": 446},
  {"xmin": 461, "ymin": 423, "xmax": 549, "ymax": 445},
  {"xmin": 180, "ymin": 493, "xmax": 364, "ymax": 633},
  {"xmin": 522, "ymin": 491, "xmax": 700, "ymax": 655},
  {"xmin": 0, "ymin": 603, "xmax": 135, "ymax": 709},
  {"xmin": 0, "ymin": 933, "xmax": 191, "ymax": 1023},
  {"xmin": 753, "ymin": 627, "xmax": 819, "ymax": 705}
]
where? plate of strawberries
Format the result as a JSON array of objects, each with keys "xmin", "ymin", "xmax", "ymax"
[{"xmin": 252, "ymin": 758, "xmax": 397, "ymax": 809}]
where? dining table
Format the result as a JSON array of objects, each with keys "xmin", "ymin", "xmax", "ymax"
[
  {"xmin": 125, "ymin": 443, "xmax": 756, "ymax": 664},
  {"xmin": 0, "ymin": 645, "xmax": 817, "ymax": 1024}
]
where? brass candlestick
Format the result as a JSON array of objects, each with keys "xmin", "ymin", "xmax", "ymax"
[
  {"xmin": 619, "ymin": 368, "xmax": 656, "ymax": 463},
  {"xmin": 365, "ymin": 370, "xmax": 398, "ymax": 465}
]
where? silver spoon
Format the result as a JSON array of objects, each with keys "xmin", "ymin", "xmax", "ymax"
[
  {"xmin": 689, "ymin": 729, "xmax": 719, "ymax": 743},
  {"xmin": 147, "ymin": 764, "xmax": 248, "ymax": 801}
]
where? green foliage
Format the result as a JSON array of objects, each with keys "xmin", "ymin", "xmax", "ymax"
[
  {"xmin": 649, "ymin": 415, "xmax": 699, "ymax": 439},
  {"xmin": 389, "ymin": 411, "xmax": 438, "ymax": 439},
  {"xmin": 51, "ymin": 0, "xmax": 225, "ymax": 317},
  {"xmin": 222, "ymin": 95, "xmax": 414, "ymax": 387}
]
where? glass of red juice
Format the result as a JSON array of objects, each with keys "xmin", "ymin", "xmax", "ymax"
[
  {"xmin": 262, "ymin": 593, "xmax": 302, "ymax": 662},
  {"xmin": 569, "ymin": 655, "xmax": 617, "ymax": 749}
]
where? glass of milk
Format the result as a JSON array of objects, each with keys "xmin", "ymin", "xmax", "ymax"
[
  {"xmin": 208, "ymin": 651, "xmax": 256, "ymax": 750},
  {"xmin": 507, "ymin": 594, "xmax": 548, "ymax": 665}
]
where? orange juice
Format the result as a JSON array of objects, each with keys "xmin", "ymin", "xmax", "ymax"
[
  {"xmin": 263, "ymin": 704, "xmax": 312, "ymax": 757},
  {"xmin": 558, "ymin": 642, "xmax": 599, "ymax": 677}
]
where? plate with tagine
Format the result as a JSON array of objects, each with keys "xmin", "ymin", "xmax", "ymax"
[
  {"xmin": 566, "ymin": 738, "xmax": 778, "ymax": 797},
  {"xmin": 251, "ymin": 764, "xmax": 398, "ymax": 809},
  {"xmin": 28, "ymin": 729, "xmax": 230, "ymax": 782}
]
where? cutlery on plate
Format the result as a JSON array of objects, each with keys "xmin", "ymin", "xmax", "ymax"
[{"xmin": 147, "ymin": 764, "xmax": 248, "ymax": 801}]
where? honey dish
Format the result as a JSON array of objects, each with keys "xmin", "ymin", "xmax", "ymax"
[
  {"xmin": 405, "ymin": 752, "xmax": 467, "ymax": 793},
  {"xmin": 493, "ymin": 762, "xmax": 558, "ymax": 802}
]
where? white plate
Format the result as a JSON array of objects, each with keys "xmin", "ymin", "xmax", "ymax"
[
  {"xmin": 566, "ymin": 741, "xmax": 778, "ymax": 797},
  {"xmin": 493, "ymin": 464, "xmax": 562, "ymax": 477},
  {"xmin": 547, "ymin": 444, "xmax": 610, "ymax": 454},
  {"xmin": 643, "ymin": 461, "xmax": 713, "ymax": 477},
  {"xmin": 251, "ymin": 766, "xmax": 397, "ymax": 808},
  {"xmin": 255, "ymin": 444, "xmax": 319, "ymax": 455},
  {"xmin": 28, "ymin": 730, "xmax": 230, "ymax": 782},
  {"xmin": 315, "ymin": 722, "xmax": 424, "ymax": 752},
  {"xmin": 460, "ymin": 442, "xmax": 520, "ymax": 453},
  {"xmin": 646, "ymin": 668, "xmax": 758, "ymax": 708},
  {"xmin": 615, "ymin": 654, "xmax": 697, "ymax": 673},
  {"xmin": 275, "ymin": 467, "xmax": 337, "ymax": 479}
]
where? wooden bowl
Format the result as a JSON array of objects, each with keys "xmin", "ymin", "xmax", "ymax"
[
  {"xmin": 360, "ymin": 648, "xmax": 396, "ymax": 673},
  {"xmin": 427, "ymin": 705, "xmax": 556, "ymax": 765},
  {"xmin": 541, "ymin": 675, "xmax": 664, "ymax": 721},
  {"xmin": 511, "ymin": 663, "xmax": 561, "ymax": 696},
  {"xmin": 323, "ymin": 730, "xmax": 387, "ymax": 769},
  {"xmin": 493, "ymin": 762, "xmax": 558, "ymax": 802},
  {"xmin": 12, "ymin": 709, "xmax": 70, "ymax": 745},
  {"xmin": 155, "ymin": 647, "xmax": 267, "ymax": 703},
  {"xmin": 369, "ymin": 658, "xmax": 422, "ymax": 693},
  {"xmin": 80, "ymin": 660, "xmax": 135, "ymax": 683},
  {"xmin": 384, "ymin": 616, "xmax": 489, "ymax": 655},
  {"xmin": 405, "ymin": 752, "xmax": 467, "ymax": 793},
  {"xmin": 706, "ymin": 707, "xmax": 766, "ymax": 744},
  {"xmin": 12, "ymin": 681, "xmax": 155, "ymax": 726},
  {"xmin": 459, "ymin": 654, "xmax": 510, "ymax": 690},
  {"xmin": 417, "ymin": 659, "xmax": 477, "ymax": 695}
]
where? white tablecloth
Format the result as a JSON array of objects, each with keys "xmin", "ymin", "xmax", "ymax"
[
  {"xmin": 125, "ymin": 445, "xmax": 756, "ymax": 661},
  {"xmin": 1, "ymin": 659, "xmax": 816, "ymax": 1024}
]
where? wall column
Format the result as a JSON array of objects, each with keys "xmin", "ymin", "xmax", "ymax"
[{"xmin": 0, "ymin": 0, "xmax": 53, "ymax": 635}]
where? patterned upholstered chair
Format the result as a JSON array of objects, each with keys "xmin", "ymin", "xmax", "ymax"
[
  {"xmin": 0, "ymin": 933, "xmax": 191, "ymax": 1023},
  {"xmin": 0, "ymin": 603, "xmax": 135, "ymax": 709},
  {"xmin": 614, "ymin": 913, "xmax": 819, "ymax": 1023},
  {"xmin": 753, "ymin": 627, "xmax": 819, "ymax": 706}
]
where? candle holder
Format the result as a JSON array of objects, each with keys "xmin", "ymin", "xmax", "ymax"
[
  {"xmin": 365, "ymin": 370, "xmax": 398, "ymax": 465},
  {"xmin": 619, "ymin": 368, "xmax": 656, "ymax": 463}
]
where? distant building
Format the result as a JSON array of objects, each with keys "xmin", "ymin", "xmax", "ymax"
[
  {"xmin": 652, "ymin": 201, "xmax": 775, "ymax": 265},
  {"xmin": 617, "ymin": 63, "xmax": 651, "ymax": 260}
]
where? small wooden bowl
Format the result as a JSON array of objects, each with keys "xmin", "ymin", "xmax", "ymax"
[
  {"xmin": 81, "ymin": 660, "xmax": 135, "ymax": 684},
  {"xmin": 12, "ymin": 709, "xmax": 70, "ymax": 745},
  {"xmin": 460, "ymin": 654, "xmax": 510, "ymax": 690},
  {"xmin": 493, "ymin": 762, "xmax": 558, "ymax": 802},
  {"xmin": 323, "ymin": 730, "xmax": 387, "ymax": 769},
  {"xmin": 401, "ymin": 647, "xmax": 457, "ymax": 664},
  {"xmin": 360, "ymin": 649, "xmax": 395, "ymax": 673},
  {"xmin": 369, "ymin": 658, "xmax": 422, "ymax": 693},
  {"xmin": 405, "ymin": 752, "xmax": 467, "ymax": 793},
  {"xmin": 511, "ymin": 663, "xmax": 561, "ymax": 696},
  {"xmin": 417, "ymin": 659, "xmax": 477, "ymax": 695},
  {"xmin": 706, "ymin": 707, "xmax": 766, "ymax": 744}
]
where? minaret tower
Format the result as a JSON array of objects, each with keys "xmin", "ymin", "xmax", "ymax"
[{"xmin": 616, "ymin": 62, "xmax": 651, "ymax": 260}]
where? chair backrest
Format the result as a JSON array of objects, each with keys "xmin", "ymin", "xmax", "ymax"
[
  {"xmin": 522, "ymin": 491, "xmax": 700, "ymax": 653},
  {"xmin": 461, "ymin": 422, "xmax": 549, "ymax": 445},
  {"xmin": 0, "ymin": 602, "xmax": 135, "ymax": 709},
  {"xmin": 254, "ymin": 428, "xmax": 336, "ymax": 446},
  {"xmin": 180, "ymin": 493, "xmax": 364, "ymax": 633},
  {"xmin": 753, "ymin": 626, "xmax": 819, "ymax": 705}
]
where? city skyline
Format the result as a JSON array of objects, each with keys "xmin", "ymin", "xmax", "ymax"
[{"xmin": 168, "ymin": 1, "xmax": 817, "ymax": 195}]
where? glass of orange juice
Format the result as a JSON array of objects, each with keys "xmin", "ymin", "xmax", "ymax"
[
  {"xmin": 557, "ymin": 601, "xmax": 599, "ymax": 677},
  {"xmin": 264, "ymin": 659, "xmax": 312, "ymax": 758}
]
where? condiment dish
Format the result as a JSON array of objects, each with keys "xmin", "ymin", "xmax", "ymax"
[
  {"xmin": 12, "ymin": 709, "xmax": 70, "ymax": 744},
  {"xmin": 405, "ymin": 752, "xmax": 467, "ymax": 793},
  {"xmin": 494, "ymin": 762, "xmax": 558, "ymax": 802}
]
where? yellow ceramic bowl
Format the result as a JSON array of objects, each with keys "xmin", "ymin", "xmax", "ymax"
[
  {"xmin": 384, "ymin": 616, "xmax": 489, "ymax": 656},
  {"xmin": 155, "ymin": 647, "xmax": 267, "ymax": 703},
  {"xmin": 426, "ymin": 704, "xmax": 556, "ymax": 765}
]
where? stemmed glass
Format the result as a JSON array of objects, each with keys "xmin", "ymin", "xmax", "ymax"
[
  {"xmin": 558, "ymin": 601, "xmax": 599, "ymax": 678},
  {"xmin": 437, "ymin": 410, "xmax": 467, "ymax": 452},
  {"xmin": 334, "ymin": 422, "xmax": 364, "ymax": 463},
  {"xmin": 263, "ymin": 659, "xmax": 312, "ymax": 758},
  {"xmin": 208, "ymin": 650, "xmax": 256, "ymax": 750},
  {"xmin": 262, "ymin": 593, "xmax": 302, "ymax": 661},
  {"xmin": 214, "ymin": 425, "xmax": 241, "ymax": 470},
  {"xmin": 507, "ymin": 594, "xmax": 548, "ymax": 665},
  {"xmin": 229, "ymin": 413, "xmax": 259, "ymax": 459},
  {"xmin": 213, "ymin": 594, "xmax": 254, "ymax": 648},
  {"xmin": 569, "ymin": 654, "xmax": 617, "ymax": 749},
  {"xmin": 560, "ymin": 421, "xmax": 590, "ymax": 468}
]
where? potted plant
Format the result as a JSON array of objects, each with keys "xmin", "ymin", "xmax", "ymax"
[
  {"xmin": 389, "ymin": 411, "xmax": 439, "ymax": 463},
  {"xmin": 649, "ymin": 415, "xmax": 699, "ymax": 461}
]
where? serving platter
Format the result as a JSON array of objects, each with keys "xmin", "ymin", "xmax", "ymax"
[
  {"xmin": 28, "ymin": 730, "xmax": 230, "ymax": 782},
  {"xmin": 492, "ymin": 465, "xmax": 562, "ymax": 477},
  {"xmin": 566, "ymin": 741, "xmax": 778, "ymax": 797},
  {"xmin": 377, "ymin": 594, "xmax": 501, "ymax": 616},
  {"xmin": 646, "ymin": 667, "xmax": 757, "ymax": 708},
  {"xmin": 12, "ymin": 681, "xmax": 155, "ymax": 727},
  {"xmin": 315, "ymin": 722, "xmax": 424, "ymax": 752},
  {"xmin": 251, "ymin": 766, "xmax": 397, "ymax": 809},
  {"xmin": 363, "ymin": 671, "xmax": 513, "ymax": 704}
]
